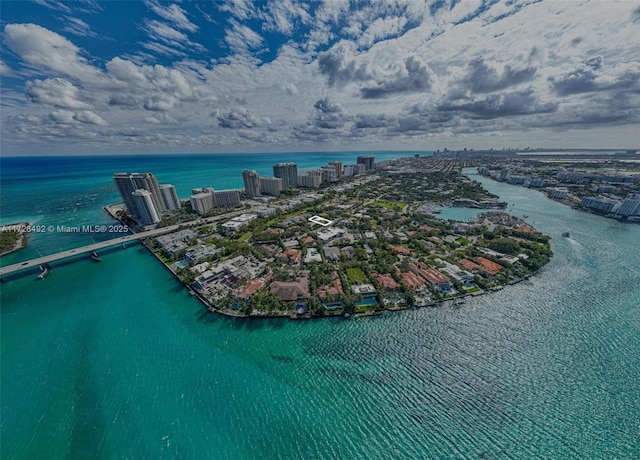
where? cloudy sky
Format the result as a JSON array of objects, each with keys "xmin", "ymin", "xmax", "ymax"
[{"xmin": 1, "ymin": 0, "xmax": 639, "ymax": 156}]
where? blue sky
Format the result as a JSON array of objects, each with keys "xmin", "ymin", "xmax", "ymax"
[{"xmin": 1, "ymin": 0, "xmax": 639, "ymax": 155}]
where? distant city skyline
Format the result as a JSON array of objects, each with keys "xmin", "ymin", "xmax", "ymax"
[{"xmin": 1, "ymin": 1, "xmax": 639, "ymax": 156}]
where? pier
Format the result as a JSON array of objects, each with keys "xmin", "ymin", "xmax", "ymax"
[{"xmin": 0, "ymin": 211, "xmax": 242, "ymax": 278}]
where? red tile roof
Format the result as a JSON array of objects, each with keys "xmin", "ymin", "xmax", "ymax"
[
  {"xmin": 459, "ymin": 259, "xmax": 482, "ymax": 271},
  {"xmin": 401, "ymin": 271, "xmax": 425, "ymax": 290},
  {"xmin": 389, "ymin": 244, "xmax": 411, "ymax": 255},
  {"xmin": 234, "ymin": 273, "xmax": 273, "ymax": 299},
  {"xmin": 279, "ymin": 248, "xmax": 302, "ymax": 264},
  {"xmin": 421, "ymin": 267, "xmax": 450, "ymax": 284},
  {"xmin": 477, "ymin": 257, "xmax": 503, "ymax": 275},
  {"xmin": 376, "ymin": 273, "xmax": 400, "ymax": 290},
  {"xmin": 317, "ymin": 272, "xmax": 344, "ymax": 298}
]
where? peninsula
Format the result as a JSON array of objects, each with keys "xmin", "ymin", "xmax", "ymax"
[{"xmin": 112, "ymin": 156, "xmax": 553, "ymax": 318}]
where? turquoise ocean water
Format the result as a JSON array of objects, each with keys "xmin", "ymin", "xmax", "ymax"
[{"xmin": 1, "ymin": 155, "xmax": 639, "ymax": 459}]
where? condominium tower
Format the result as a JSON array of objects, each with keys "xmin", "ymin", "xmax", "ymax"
[
  {"xmin": 159, "ymin": 184, "xmax": 181, "ymax": 211},
  {"xmin": 328, "ymin": 161, "xmax": 342, "ymax": 178},
  {"xmin": 356, "ymin": 156, "xmax": 375, "ymax": 170},
  {"xmin": 260, "ymin": 177, "xmax": 283, "ymax": 196},
  {"xmin": 190, "ymin": 188, "xmax": 215, "ymax": 214},
  {"xmin": 242, "ymin": 169, "xmax": 261, "ymax": 198},
  {"xmin": 114, "ymin": 172, "xmax": 166, "ymax": 220},
  {"xmin": 273, "ymin": 162, "xmax": 298, "ymax": 189},
  {"xmin": 131, "ymin": 189, "xmax": 160, "ymax": 225}
]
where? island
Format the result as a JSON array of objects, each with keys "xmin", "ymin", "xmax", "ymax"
[
  {"xmin": 138, "ymin": 157, "xmax": 553, "ymax": 318},
  {"xmin": 0, "ymin": 223, "xmax": 30, "ymax": 257}
]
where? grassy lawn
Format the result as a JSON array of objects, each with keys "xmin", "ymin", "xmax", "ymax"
[
  {"xmin": 239, "ymin": 231, "xmax": 252, "ymax": 242},
  {"xmin": 374, "ymin": 200, "xmax": 407, "ymax": 211},
  {"xmin": 155, "ymin": 251, "xmax": 175, "ymax": 265},
  {"xmin": 347, "ymin": 267, "xmax": 367, "ymax": 283}
]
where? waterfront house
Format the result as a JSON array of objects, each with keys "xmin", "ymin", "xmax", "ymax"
[
  {"xmin": 477, "ymin": 257, "xmax": 503, "ymax": 275},
  {"xmin": 375, "ymin": 272, "xmax": 400, "ymax": 291},
  {"xmin": 458, "ymin": 258, "xmax": 482, "ymax": 272},
  {"xmin": 317, "ymin": 271, "xmax": 344, "ymax": 299},
  {"xmin": 270, "ymin": 277, "xmax": 310, "ymax": 302},
  {"xmin": 185, "ymin": 245, "xmax": 218, "ymax": 264},
  {"xmin": 233, "ymin": 273, "xmax": 274, "ymax": 302}
]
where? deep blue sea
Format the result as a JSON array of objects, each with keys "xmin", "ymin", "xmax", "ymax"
[{"xmin": 1, "ymin": 154, "xmax": 639, "ymax": 459}]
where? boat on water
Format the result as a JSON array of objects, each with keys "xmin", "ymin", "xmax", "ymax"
[
  {"xmin": 562, "ymin": 232, "xmax": 570, "ymax": 237},
  {"xmin": 91, "ymin": 251, "xmax": 101, "ymax": 262},
  {"xmin": 37, "ymin": 264, "xmax": 50, "ymax": 280}
]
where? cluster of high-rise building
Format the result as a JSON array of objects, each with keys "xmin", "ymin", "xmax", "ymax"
[
  {"xmin": 273, "ymin": 162, "xmax": 298, "ymax": 190},
  {"xmin": 116, "ymin": 155, "xmax": 377, "ymax": 226},
  {"xmin": 242, "ymin": 156, "xmax": 376, "ymax": 195},
  {"xmin": 114, "ymin": 172, "xmax": 179, "ymax": 225},
  {"xmin": 481, "ymin": 162, "xmax": 640, "ymax": 223},
  {"xmin": 581, "ymin": 193, "xmax": 640, "ymax": 219},
  {"xmin": 241, "ymin": 169, "xmax": 283, "ymax": 198},
  {"xmin": 115, "ymin": 172, "xmax": 243, "ymax": 223},
  {"xmin": 189, "ymin": 187, "xmax": 241, "ymax": 214}
]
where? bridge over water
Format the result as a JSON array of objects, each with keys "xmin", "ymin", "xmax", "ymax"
[{"xmin": 0, "ymin": 212, "xmax": 242, "ymax": 278}]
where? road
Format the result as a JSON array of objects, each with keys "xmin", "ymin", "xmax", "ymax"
[{"xmin": 0, "ymin": 211, "xmax": 242, "ymax": 277}]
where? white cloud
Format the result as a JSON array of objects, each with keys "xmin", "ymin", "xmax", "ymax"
[
  {"xmin": 217, "ymin": 106, "xmax": 268, "ymax": 129},
  {"xmin": 143, "ymin": 95, "xmax": 177, "ymax": 111},
  {"xmin": 105, "ymin": 57, "xmax": 201, "ymax": 102},
  {"xmin": 141, "ymin": 19, "xmax": 206, "ymax": 57},
  {"xmin": 261, "ymin": 0, "xmax": 311, "ymax": 36},
  {"xmin": 357, "ymin": 16, "xmax": 407, "ymax": 48},
  {"xmin": 2, "ymin": 1, "xmax": 640, "ymax": 154},
  {"xmin": 3, "ymin": 23, "xmax": 104, "ymax": 84},
  {"xmin": 74, "ymin": 110, "xmax": 108, "ymax": 125},
  {"xmin": 49, "ymin": 109, "xmax": 76, "ymax": 124},
  {"xmin": 25, "ymin": 78, "xmax": 92, "ymax": 109},
  {"xmin": 0, "ymin": 60, "xmax": 16, "ymax": 77},
  {"xmin": 143, "ymin": 0, "xmax": 198, "ymax": 32},
  {"xmin": 32, "ymin": 0, "xmax": 71, "ymax": 13},
  {"xmin": 225, "ymin": 20, "xmax": 264, "ymax": 54},
  {"xmin": 63, "ymin": 17, "xmax": 99, "ymax": 38},
  {"xmin": 217, "ymin": 0, "xmax": 255, "ymax": 21},
  {"xmin": 146, "ymin": 20, "xmax": 189, "ymax": 44},
  {"xmin": 145, "ymin": 112, "xmax": 186, "ymax": 125},
  {"xmin": 48, "ymin": 109, "xmax": 107, "ymax": 125}
]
